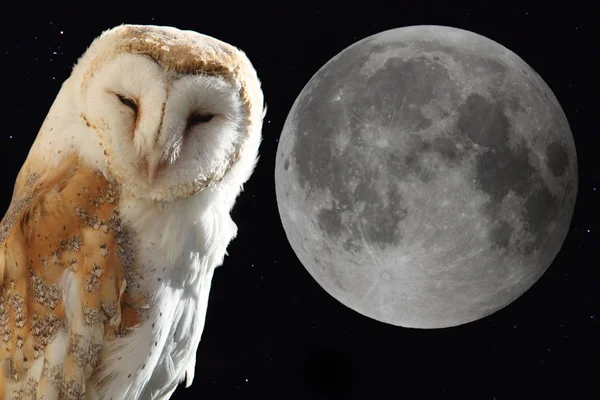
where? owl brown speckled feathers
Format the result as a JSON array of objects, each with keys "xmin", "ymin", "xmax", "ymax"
[
  {"xmin": 0, "ymin": 24, "xmax": 265, "ymax": 399},
  {"xmin": 0, "ymin": 156, "xmax": 144, "ymax": 399}
]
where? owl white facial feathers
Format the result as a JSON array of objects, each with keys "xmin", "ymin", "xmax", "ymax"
[{"xmin": 0, "ymin": 25, "xmax": 264, "ymax": 399}]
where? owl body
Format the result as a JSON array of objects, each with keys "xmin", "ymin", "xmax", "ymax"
[{"xmin": 0, "ymin": 25, "xmax": 264, "ymax": 399}]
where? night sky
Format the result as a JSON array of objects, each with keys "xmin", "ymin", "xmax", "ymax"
[{"xmin": 1, "ymin": 2, "xmax": 597, "ymax": 399}]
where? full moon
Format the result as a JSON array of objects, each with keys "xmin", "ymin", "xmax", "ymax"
[{"xmin": 275, "ymin": 26, "xmax": 577, "ymax": 329}]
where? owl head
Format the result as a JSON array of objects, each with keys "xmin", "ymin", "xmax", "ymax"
[{"xmin": 67, "ymin": 24, "xmax": 264, "ymax": 202}]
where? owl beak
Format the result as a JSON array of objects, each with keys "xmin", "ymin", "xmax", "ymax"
[
  {"xmin": 140, "ymin": 154, "xmax": 161, "ymax": 184},
  {"xmin": 147, "ymin": 159, "xmax": 158, "ymax": 184}
]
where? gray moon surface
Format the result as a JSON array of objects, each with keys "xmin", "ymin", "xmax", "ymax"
[{"xmin": 275, "ymin": 25, "xmax": 577, "ymax": 329}]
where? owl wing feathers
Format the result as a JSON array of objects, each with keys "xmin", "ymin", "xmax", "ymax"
[{"xmin": 0, "ymin": 155, "xmax": 143, "ymax": 399}]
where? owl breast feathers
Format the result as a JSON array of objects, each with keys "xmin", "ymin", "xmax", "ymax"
[{"xmin": 0, "ymin": 24, "xmax": 264, "ymax": 399}]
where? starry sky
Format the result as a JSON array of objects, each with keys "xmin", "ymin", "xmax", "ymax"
[{"xmin": 0, "ymin": 2, "xmax": 597, "ymax": 399}]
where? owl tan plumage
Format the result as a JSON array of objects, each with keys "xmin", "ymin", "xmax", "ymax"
[{"xmin": 0, "ymin": 24, "xmax": 264, "ymax": 399}]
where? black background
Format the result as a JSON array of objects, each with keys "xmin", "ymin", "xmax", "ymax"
[{"xmin": 1, "ymin": 2, "xmax": 597, "ymax": 399}]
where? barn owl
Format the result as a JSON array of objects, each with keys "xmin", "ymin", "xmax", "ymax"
[{"xmin": 0, "ymin": 24, "xmax": 264, "ymax": 399}]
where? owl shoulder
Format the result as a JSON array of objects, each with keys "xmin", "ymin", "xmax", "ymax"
[{"xmin": 0, "ymin": 155, "xmax": 143, "ymax": 394}]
